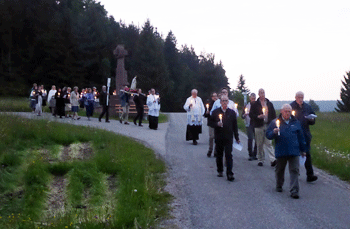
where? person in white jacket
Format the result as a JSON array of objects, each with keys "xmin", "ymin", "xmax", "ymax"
[
  {"xmin": 183, "ymin": 89, "xmax": 205, "ymax": 145},
  {"xmin": 47, "ymin": 85, "xmax": 57, "ymax": 115},
  {"xmin": 146, "ymin": 88, "xmax": 161, "ymax": 130}
]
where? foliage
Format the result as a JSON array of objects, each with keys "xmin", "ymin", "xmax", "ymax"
[
  {"xmin": 336, "ymin": 71, "xmax": 350, "ymax": 112},
  {"xmin": 309, "ymin": 99, "xmax": 320, "ymax": 112},
  {"xmin": 236, "ymin": 74, "xmax": 250, "ymax": 94}
]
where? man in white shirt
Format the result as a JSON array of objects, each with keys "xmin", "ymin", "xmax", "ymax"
[
  {"xmin": 146, "ymin": 88, "xmax": 161, "ymax": 130},
  {"xmin": 210, "ymin": 87, "xmax": 239, "ymax": 117}
]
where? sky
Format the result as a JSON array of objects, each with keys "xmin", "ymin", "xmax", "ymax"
[{"xmin": 99, "ymin": 0, "xmax": 350, "ymax": 101}]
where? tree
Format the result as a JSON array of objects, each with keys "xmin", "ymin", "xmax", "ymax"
[
  {"xmin": 236, "ymin": 74, "xmax": 250, "ymax": 94},
  {"xmin": 336, "ymin": 71, "xmax": 350, "ymax": 112},
  {"xmin": 309, "ymin": 99, "xmax": 320, "ymax": 112}
]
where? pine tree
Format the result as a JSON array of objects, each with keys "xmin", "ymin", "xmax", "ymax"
[
  {"xmin": 336, "ymin": 71, "xmax": 350, "ymax": 112},
  {"xmin": 236, "ymin": 74, "xmax": 250, "ymax": 94},
  {"xmin": 309, "ymin": 99, "xmax": 320, "ymax": 112}
]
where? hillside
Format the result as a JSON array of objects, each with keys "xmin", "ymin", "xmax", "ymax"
[{"xmin": 271, "ymin": 100, "xmax": 337, "ymax": 112}]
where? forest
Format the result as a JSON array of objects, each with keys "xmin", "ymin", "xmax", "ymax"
[{"xmin": 0, "ymin": 0, "xmax": 231, "ymax": 111}]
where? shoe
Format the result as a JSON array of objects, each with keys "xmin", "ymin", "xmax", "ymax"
[
  {"xmin": 119, "ymin": 120, "xmax": 122, "ymax": 124},
  {"xmin": 276, "ymin": 187, "xmax": 283, "ymax": 192},
  {"xmin": 134, "ymin": 121, "xmax": 137, "ymax": 125},
  {"xmin": 193, "ymin": 140, "xmax": 198, "ymax": 145},
  {"xmin": 307, "ymin": 175, "xmax": 318, "ymax": 182},
  {"xmin": 227, "ymin": 174, "xmax": 235, "ymax": 182},
  {"xmin": 99, "ymin": 119, "xmax": 101, "ymax": 122},
  {"xmin": 217, "ymin": 172, "xmax": 223, "ymax": 177},
  {"xmin": 253, "ymin": 157, "xmax": 258, "ymax": 160},
  {"xmin": 248, "ymin": 157, "xmax": 254, "ymax": 161},
  {"xmin": 124, "ymin": 122, "xmax": 129, "ymax": 125},
  {"xmin": 77, "ymin": 117, "xmax": 81, "ymax": 120},
  {"xmin": 139, "ymin": 124, "xmax": 143, "ymax": 127},
  {"xmin": 258, "ymin": 162, "xmax": 263, "ymax": 166},
  {"xmin": 105, "ymin": 120, "xmax": 110, "ymax": 123},
  {"xmin": 291, "ymin": 193, "xmax": 299, "ymax": 199},
  {"xmin": 271, "ymin": 160, "xmax": 277, "ymax": 167},
  {"xmin": 207, "ymin": 151, "xmax": 212, "ymax": 157}
]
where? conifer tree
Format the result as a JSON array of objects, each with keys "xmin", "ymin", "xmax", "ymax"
[{"xmin": 336, "ymin": 71, "xmax": 350, "ymax": 112}]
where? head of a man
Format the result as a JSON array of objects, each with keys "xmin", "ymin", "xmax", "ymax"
[
  {"xmin": 137, "ymin": 88, "xmax": 142, "ymax": 94},
  {"xmin": 102, "ymin": 86, "xmax": 106, "ymax": 92},
  {"xmin": 150, "ymin": 88, "xmax": 155, "ymax": 95},
  {"xmin": 295, "ymin": 91, "xmax": 304, "ymax": 106},
  {"xmin": 221, "ymin": 87, "xmax": 229, "ymax": 97},
  {"xmin": 191, "ymin": 89, "xmax": 198, "ymax": 98},
  {"xmin": 211, "ymin": 92, "xmax": 218, "ymax": 101},
  {"xmin": 281, "ymin": 104, "xmax": 292, "ymax": 120},
  {"xmin": 258, "ymin": 89, "xmax": 265, "ymax": 100},
  {"xmin": 74, "ymin": 86, "xmax": 78, "ymax": 92},
  {"xmin": 67, "ymin": 87, "xmax": 71, "ymax": 93},
  {"xmin": 52, "ymin": 85, "xmax": 56, "ymax": 90},
  {"xmin": 220, "ymin": 95, "xmax": 229, "ymax": 110},
  {"xmin": 250, "ymin": 93, "xmax": 256, "ymax": 103}
]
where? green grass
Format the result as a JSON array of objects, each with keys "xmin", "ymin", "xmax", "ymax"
[{"xmin": 0, "ymin": 114, "xmax": 171, "ymax": 228}]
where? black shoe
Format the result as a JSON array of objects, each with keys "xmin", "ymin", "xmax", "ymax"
[
  {"xmin": 99, "ymin": 119, "xmax": 101, "ymax": 122},
  {"xmin": 139, "ymin": 124, "xmax": 143, "ymax": 127},
  {"xmin": 217, "ymin": 172, "xmax": 223, "ymax": 177},
  {"xmin": 207, "ymin": 151, "xmax": 212, "ymax": 157},
  {"xmin": 258, "ymin": 162, "xmax": 263, "ymax": 166},
  {"xmin": 227, "ymin": 174, "xmax": 235, "ymax": 182},
  {"xmin": 134, "ymin": 121, "xmax": 137, "ymax": 125},
  {"xmin": 307, "ymin": 175, "xmax": 318, "ymax": 182},
  {"xmin": 253, "ymin": 157, "xmax": 258, "ymax": 160},
  {"xmin": 291, "ymin": 193, "xmax": 299, "ymax": 199},
  {"xmin": 105, "ymin": 120, "xmax": 110, "ymax": 123},
  {"xmin": 271, "ymin": 160, "xmax": 277, "ymax": 167},
  {"xmin": 193, "ymin": 140, "xmax": 198, "ymax": 145},
  {"xmin": 276, "ymin": 187, "xmax": 283, "ymax": 192},
  {"xmin": 248, "ymin": 157, "xmax": 254, "ymax": 161},
  {"xmin": 119, "ymin": 120, "xmax": 122, "ymax": 124},
  {"xmin": 124, "ymin": 122, "xmax": 129, "ymax": 125}
]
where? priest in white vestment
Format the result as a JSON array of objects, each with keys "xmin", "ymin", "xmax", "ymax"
[
  {"xmin": 146, "ymin": 88, "xmax": 161, "ymax": 130},
  {"xmin": 183, "ymin": 89, "xmax": 205, "ymax": 145}
]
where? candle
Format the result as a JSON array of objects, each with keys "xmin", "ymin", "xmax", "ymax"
[
  {"xmin": 33, "ymin": 91, "xmax": 35, "ymax": 95},
  {"xmin": 219, "ymin": 114, "xmax": 222, "ymax": 123},
  {"xmin": 58, "ymin": 92, "xmax": 60, "ymax": 96},
  {"xmin": 262, "ymin": 107, "xmax": 266, "ymax": 115},
  {"xmin": 235, "ymin": 103, "xmax": 238, "ymax": 109},
  {"xmin": 206, "ymin": 104, "xmax": 209, "ymax": 109},
  {"xmin": 245, "ymin": 107, "xmax": 248, "ymax": 113},
  {"xmin": 292, "ymin": 110, "xmax": 296, "ymax": 116},
  {"xmin": 276, "ymin": 119, "xmax": 280, "ymax": 136}
]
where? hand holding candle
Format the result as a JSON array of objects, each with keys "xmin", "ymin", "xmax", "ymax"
[
  {"xmin": 245, "ymin": 107, "xmax": 248, "ymax": 114},
  {"xmin": 292, "ymin": 110, "xmax": 295, "ymax": 116},
  {"xmin": 262, "ymin": 107, "xmax": 266, "ymax": 115},
  {"xmin": 219, "ymin": 114, "xmax": 222, "ymax": 123},
  {"xmin": 276, "ymin": 119, "xmax": 280, "ymax": 136},
  {"xmin": 235, "ymin": 103, "xmax": 238, "ymax": 109}
]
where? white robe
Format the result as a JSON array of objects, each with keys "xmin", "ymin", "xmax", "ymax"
[
  {"xmin": 47, "ymin": 89, "xmax": 57, "ymax": 104},
  {"xmin": 183, "ymin": 96, "xmax": 205, "ymax": 126},
  {"xmin": 147, "ymin": 94, "xmax": 161, "ymax": 117}
]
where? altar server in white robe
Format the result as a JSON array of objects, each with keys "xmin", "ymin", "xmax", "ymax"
[
  {"xmin": 147, "ymin": 88, "xmax": 161, "ymax": 130},
  {"xmin": 183, "ymin": 89, "xmax": 205, "ymax": 145},
  {"xmin": 210, "ymin": 87, "xmax": 239, "ymax": 117}
]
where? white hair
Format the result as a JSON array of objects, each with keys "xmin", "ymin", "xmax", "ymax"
[
  {"xmin": 191, "ymin": 89, "xmax": 198, "ymax": 94},
  {"xmin": 295, "ymin": 91, "xmax": 304, "ymax": 97},
  {"xmin": 281, "ymin": 104, "xmax": 292, "ymax": 110}
]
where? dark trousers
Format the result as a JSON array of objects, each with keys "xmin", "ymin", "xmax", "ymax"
[
  {"xmin": 305, "ymin": 139, "xmax": 314, "ymax": 176},
  {"xmin": 246, "ymin": 125, "xmax": 257, "ymax": 157},
  {"xmin": 275, "ymin": 156, "xmax": 299, "ymax": 194},
  {"xmin": 99, "ymin": 105, "xmax": 109, "ymax": 121},
  {"xmin": 133, "ymin": 107, "xmax": 144, "ymax": 125},
  {"xmin": 149, "ymin": 115, "xmax": 158, "ymax": 130},
  {"xmin": 215, "ymin": 140, "xmax": 233, "ymax": 176}
]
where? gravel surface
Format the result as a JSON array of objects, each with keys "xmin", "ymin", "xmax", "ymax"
[{"xmin": 9, "ymin": 112, "xmax": 350, "ymax": 229}]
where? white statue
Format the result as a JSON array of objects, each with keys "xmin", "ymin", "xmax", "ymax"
[{"xmin": 130, "ymin": 76, "xmax": 137, "ymax": 91}]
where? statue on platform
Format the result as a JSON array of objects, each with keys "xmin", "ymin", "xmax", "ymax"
[{"xmin": 113, "ymin": 44, "xmax": 128, "ymax": 90}]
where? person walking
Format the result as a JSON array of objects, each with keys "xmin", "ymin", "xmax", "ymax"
[
  {"xmin": 290, "ymin": 91, "xmax": 318, "ymax": 182},
  {"xmin": 85, "ymin": 88, "xmax": 94, "ymax": 121},
  {"xmin": 204, "ymin": 92, "xmax": 218, "ymax": 157},
  {"xmin": 266, "ymin": 104, "xmax": 306, "ymax": 199},
  {"xmin": 70, "ymin": 86, "xmax": 80, "ymax": 120},
  {"xmin": 133, "ymin": 88, "xmax": 146, "ymax": 127},
  {"xmin": 209, "ymin": 95, "xmax": 240, "ymax": 181},
  {"xmin": 48, "ymin": 85, "xmax": 57, "ymax": 116},
  {"xmin": 249, "ymin": 88, "xmax": 277, "ymax": 167},
  {"xmin": 55, "ymin": 88, "xmax": 65, "ymax": 118},
  {"xmin": 98, "ymin": 86, "xmax": 110, "ymax": 123},
  {"xmin": 119, "ymin": 85, "xmax": 130, "ymax": 125},
  {"xmin": 242, "ymin": 93, "xmax": 258, "ymax": 161},
  {"xmin": 183, "ymin": 89, "xmax": 205, "ymax": 145},
  {"xmin": 146, "ymin": 88, "xmax": 161, "ymax": 130}
]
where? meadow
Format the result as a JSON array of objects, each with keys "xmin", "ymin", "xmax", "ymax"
[{"xmin": 0, "ymin": 112, "xmax": 171, "ymax": 228}]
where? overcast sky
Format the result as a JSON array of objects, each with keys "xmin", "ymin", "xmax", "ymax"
[{"xmin": 99, "ymin": 0, "xmax": 350, "ymax": 101}]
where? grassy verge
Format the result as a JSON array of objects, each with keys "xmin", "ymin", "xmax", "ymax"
[{"xmin": 0, "ymin": 114, "xmax": 171, "ymax": 228}]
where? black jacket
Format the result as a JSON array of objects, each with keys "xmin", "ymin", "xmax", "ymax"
[
  {"xmin": 209, "ymin": 108, "xmax": 239, "ymax": 144},
  {"xmin": 290, "ymin": 101, "xmax": 316, "ymax": 141},
  {"xmin": 133, "ymin": 93, "xmax": 146, "ymax": 109},
  {"xmin": 99, "ymin": 91, "xmax": 109, "ymax": 106},
  {"xmin": 249, "ymin": 98, "xmax": 276, "ymax": 127},
  {"xmin": 203, "ymin": 98, "xmax": 216, "ymax": 126}
]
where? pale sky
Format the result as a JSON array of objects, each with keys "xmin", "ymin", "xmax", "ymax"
[{"xmin": 99, "ymin": 0, "xmax": 350, "ymax": 101}]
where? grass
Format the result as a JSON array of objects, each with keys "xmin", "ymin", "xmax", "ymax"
[{"xmin": 0, "ymin": 114, "xmax": 171, "ymax": 228}]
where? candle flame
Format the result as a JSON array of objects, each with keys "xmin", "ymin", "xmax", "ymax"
[
  {"xmin": 262, "ymin": 107, "xmax": 266, "ymax": 114},
  {"xmin": 245, "ymin": 107, "xmax": 248, "ymax": 113},
  {"xmin": 235, "ymin": 103, "xmax": 238, "ymax": 108},
  {"xmin": 219, "ymin": 114, "xmax": 222, "ymax": 121},
  {"xmin": 276, "ymin": 119, "xmax": 280, "ymax": 128},
  {"xmin": 206, "ymin": 104, "xmax": 209, "ymax": 109},
  {"xmin": 292, "ymin": 110, "xmax": 295, "ymax": 116}
]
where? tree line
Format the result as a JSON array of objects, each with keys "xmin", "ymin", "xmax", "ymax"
[{"xmin": 0, "ymin": 0, "xmax": 230, "ymax": 111}]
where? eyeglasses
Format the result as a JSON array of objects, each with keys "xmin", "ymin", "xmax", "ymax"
[{"xmin": 221, "ymin": 100, "xmax": 229, "ymax": 102}]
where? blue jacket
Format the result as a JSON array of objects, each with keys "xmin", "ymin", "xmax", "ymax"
[
  {"xmin": 119, "ymin": 91, "xmax": 130, "ymax": 107},
  {"xmin": 266, "ymin": 115, "xmax": 306, "ymax": 158}
]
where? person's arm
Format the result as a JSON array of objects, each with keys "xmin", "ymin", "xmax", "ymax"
[
  {"xmin": 266, "ymin": 119, "xmax": 278, "ymax": 140},
  {"xmin": 297, "ymin": 122, "xmax": 307, "ymax": 154},
  {"xmin": 307, "ymin": 106, "xmax": 316, "ymax": 126},
  {"xmin": 183, "ymin": 98, "xmax": 191, "ymax": 111},
  {"xmin": 232, "ymin": 114, "xmax": 240, "ymax": 142}
]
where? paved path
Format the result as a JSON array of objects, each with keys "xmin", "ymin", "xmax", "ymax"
[{"xmin": 9, "ymin": 112, "xmax": 350, "ymax": 229}]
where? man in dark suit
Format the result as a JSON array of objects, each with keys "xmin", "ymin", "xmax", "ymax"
[
  {"xmin": 133, "ymin": 88, "xmax": 146, "ymax": 127},
  {"xmin": 209, "ymin": 95, "xmax": 240, "ymax": 182},
  {"xmin": 99, "ymin": 86, "xmax": 110, "ymax": 123}
]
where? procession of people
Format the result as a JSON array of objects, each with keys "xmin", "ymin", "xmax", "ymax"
[{"xmin": 29, "ymin": 82, "xmax": 318, "ymax": 198}]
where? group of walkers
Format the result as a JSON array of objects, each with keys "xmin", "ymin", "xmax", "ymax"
[{"xmin": 184, "ymin": 87, "xmax": 318, "ymax": 199}]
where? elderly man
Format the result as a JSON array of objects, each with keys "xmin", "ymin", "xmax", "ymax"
[
  {"xmin": 242, "ymin": 93, "xmax": 258, "ymax": 161},
  {"xmin": 210, "ymin": 87, "xmax": 239, "ymax": 117},
  {"xmin": 249, "ymin": 88, "xmax": 277, "ymax": 166},
  {"xmin": 99, "ymin": 86, "xmax": 110, "ymax": 123},
  {"xmin": 146, "ymin": 88, "xmax": 161, "ymax": 130},
  {"xmin": 204, "ymin": 92, "xmax": 218, "ymax": 157},
  {"xmin": 209, "ymin": 95, "xmax": 240, "ymax": 181},
  {"xmin": 183, "ymin": 89, "xmax": 205, "ymax": 145},
  {"xmin": 290, "ymin": 91, "xmax": 318, "ymax": 182},
  {"xmin": 266, "ymin": 104, "xmax": 306, "ymax": 199}
]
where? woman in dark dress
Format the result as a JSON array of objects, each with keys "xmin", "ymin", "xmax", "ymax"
[{"xmin": 55, "ymin": 88, "xmax": 65, "ymax": 118}]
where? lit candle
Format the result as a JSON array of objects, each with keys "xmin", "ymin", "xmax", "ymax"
[
  {"xmin": 276, "ymin": 119, "xmax": 280, "ymax": 136},
  {"xmin": 58, "ymin": 92, "xmax": 60, "ymax": 96},
  {"xmin": 245, "ymin": 107, "xmax": 248, "ymax": 113},
  {"xmin": 235, "ymin": 103, "xmax": 238, "ymax": 109},
  {"xmin": 206, "ymin": 104, "xmax": 209, "ymax": 109},
  {"xmin": 262, "ymin": 107, "xmax": 266, "ymax": 115},
  {"xmin": 33, "ymin": 91, "xmax": 35, "ymax": 95},
  {"xmin": 219, "ymin": 114, "xmax": 222, "ymax": 123},
  {"xmin": 292, "ymin": 110, "xmax": 295, "ymax": 116}
]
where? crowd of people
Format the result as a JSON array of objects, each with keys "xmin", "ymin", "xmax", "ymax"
[{"xmin": 185, "ymin": 87, "xmax": 317, "ymax": 199}]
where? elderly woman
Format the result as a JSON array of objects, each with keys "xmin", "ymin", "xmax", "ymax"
[
  {"xmin": 183, "ymin": 89, "xmax": 205, "ymax": 145},
  {"xmin": 48, "ymin": 85, "xmax": 57, "ymax": 115},
  {"xmin": 70, "ymin": 86, "xmax": 80, "ymax": 120},
  {"xmin": 84, "ymin": 88, "xmax": 94, "ymax": 121}
]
